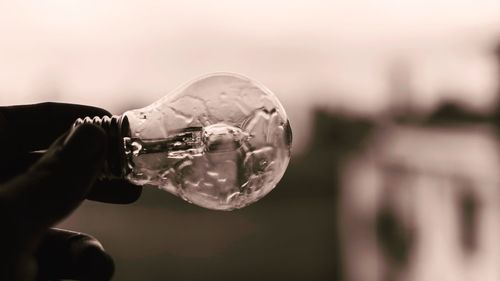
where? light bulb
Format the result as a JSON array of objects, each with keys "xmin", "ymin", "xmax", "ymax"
[{"xmin": 76, "ymin": 73, "xmax": 292, "ymax": 210}]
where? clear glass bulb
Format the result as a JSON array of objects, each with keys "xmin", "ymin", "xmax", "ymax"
[{"xmin": 78, "ymin": 73, "xmax": 292, "ymax": 210}]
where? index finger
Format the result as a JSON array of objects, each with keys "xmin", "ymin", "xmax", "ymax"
[{"xmin": 0, "ymin": 102, "xmax": 111, "ymax": 153}]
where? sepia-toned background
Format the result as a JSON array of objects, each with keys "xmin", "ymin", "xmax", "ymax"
[{"xmin": 1, "ymin": 1, "xmax": 500, "ymax": 280}]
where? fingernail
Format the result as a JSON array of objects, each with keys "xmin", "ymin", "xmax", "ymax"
[{"xmin": 63, "ymin": 125, "xmax": 78, "ymax": 146}]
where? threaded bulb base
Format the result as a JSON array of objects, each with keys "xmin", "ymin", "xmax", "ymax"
[{"xmin": 73, "ymin": 115, "xmax": 131, "ymax": 179}]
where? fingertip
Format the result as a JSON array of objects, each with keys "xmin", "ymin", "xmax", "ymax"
[
  {"xmin": 0, "ymin": 102, "xmax": 113, "ymax": 152},
  {"xmin": 88, "ymin": 180, "xmax": 143, "ymax": 204},
  {"xmin": 36, "ymin": 102, "xmax": 112, "ymax": 119},
  {"xmin": 74, "ymin": 240, "xmax": 114, "ymax": 281}
]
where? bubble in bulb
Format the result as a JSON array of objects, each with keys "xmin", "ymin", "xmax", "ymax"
[{"xmin": 78, "ymin": 73, "xmax": 292, "ymax": 210}]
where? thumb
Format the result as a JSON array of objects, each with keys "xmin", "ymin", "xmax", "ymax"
[{"xmin": 1, "ymin": 124, "xmax": 107, "ymax": 231}]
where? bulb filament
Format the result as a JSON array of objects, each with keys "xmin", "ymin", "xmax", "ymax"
[{"xmin": 123, "ymin": 124, "xmax": 251, "ymax": 165}]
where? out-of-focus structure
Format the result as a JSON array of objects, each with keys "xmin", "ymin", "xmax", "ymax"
[
  {"xmin": 337, "ymin": 44, "xmax": 500, "ymax": 281},
  {"xmin": 341, "ymin": 126, "xmax": 500, "ymax": 281}
]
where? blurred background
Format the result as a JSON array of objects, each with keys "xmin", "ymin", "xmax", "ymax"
[{"xmin": 1, "ymin": 1, "xmax": 500, "ymax": 280}]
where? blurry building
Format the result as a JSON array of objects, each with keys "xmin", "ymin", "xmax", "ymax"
[
  {"xmin": 336, "ymin": 41, "xmax": 500, "ymax": 281},
  {"xmin": 340, "ymin": 124, "xmax": 500, "ymax": 281}
]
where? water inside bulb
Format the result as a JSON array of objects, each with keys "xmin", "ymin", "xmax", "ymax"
[{"xmin": 123, "ymin": 108, "xmax": 291, "ymax": 210}]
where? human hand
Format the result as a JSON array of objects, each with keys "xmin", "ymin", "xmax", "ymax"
[{"xmin": 0, "ymin": 103, "xmax": 142, "ymax": 281}]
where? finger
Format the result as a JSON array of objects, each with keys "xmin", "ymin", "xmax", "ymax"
[
  {"xmin": 0, "ymin": 152, "xmax": 42, "ymax": 183},
  {"xmin": 87, "ymin": 179, "xmax": 142, "ymax": 204},
  {"xmin": 0, "ymin": 151, "xmax": 142, "ymax": 204},
  {"xmin": 0, "ymin": 102, "xmax": 111, "ymax": 153},
  {"xmin": 36, "ymin": 228, "xmax": 114, "ymax": 281},
  {"xmin": 0, "ymin": 123, "xmax": 107, "ymax": 231}
]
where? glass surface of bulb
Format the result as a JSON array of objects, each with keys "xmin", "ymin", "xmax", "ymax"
[{"xmin": 122, "ymin": 73, "xmax": 292, "ymax": 210}]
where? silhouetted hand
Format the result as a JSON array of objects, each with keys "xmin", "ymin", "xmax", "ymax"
[{"xmin": 0, "ymin": 103, "xmax": 142, "ymax": 281}]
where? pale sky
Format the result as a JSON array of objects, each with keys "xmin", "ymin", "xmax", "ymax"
[{"xmin": 1, "ymin": 0, "xmax": 500, "ymax": 151}]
